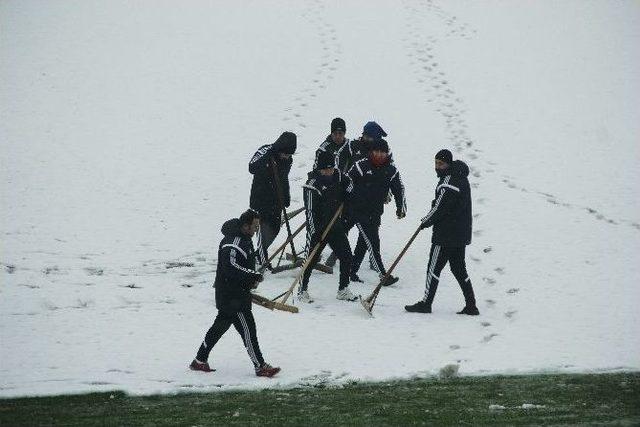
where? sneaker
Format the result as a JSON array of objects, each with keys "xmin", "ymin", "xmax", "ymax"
[
  {"xmin": 297, "ymin": 290, "xmax": 314, "ymax": 303},
  {"xmin": 380, "ymin": 274, "xmax": 399, "ymax": 287},
  {"xmin": 256, "ymin": 363, "xmax": 281, "ymax": 378},
  {"xmin": 350, "ymin": 273, "xmax": 364, "ymax": 283},
  {"xmin": 404, "ymin": 301, "xmax": 432, "ymax": 313},
  {"xmin": 457, "ymin": 305, "xmax": 480, "ymax": 315},
  {"xmin": 336, "ymin": 287, "xmax": 358, "ymax": 301},
  {"xmin": 189, "ymin": 359, "xmax": 215, "ymax": 372}
]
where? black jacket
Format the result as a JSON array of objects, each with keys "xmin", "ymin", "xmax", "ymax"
[
  {"xmin": 314, "ymin": 135, "xmax": 352, "ymax": 173},
  {"xmin": 303, "ymin": 170, "xmax": 350, "ymax": 237},
  {"xmin": 248, "ymin": 144, "xmax": 292, "ymax": 217},
  {"xmin": 345, "ymin": 157, "xmax": 406, "ymax": 223},
  {"xmin": 421, "ymin": 160, "xmax": 472, "ymax": 247},
  {"xmin": 214, "ymin": 219, "xmax": 262, "ymax": 312}
]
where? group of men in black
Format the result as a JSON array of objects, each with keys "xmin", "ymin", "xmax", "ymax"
[{"xmin": 190, "ymin": 118, "xmax": 479, "ymax": 376}]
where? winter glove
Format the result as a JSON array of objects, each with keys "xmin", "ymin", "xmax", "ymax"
[
  {"xmin": 419, "ymin": 218, "xmax": 430, "ymax": 230},
  {"xmin": 384, "ymin": 191, "xmax": 392, "ymax": 204},
  {"xmin": 396, "ymin": 209, "xmax": 406, "ymax": 219},
  {"xmin": 256, "ymin": 273, "xmax": 265, "ymax": 283}
]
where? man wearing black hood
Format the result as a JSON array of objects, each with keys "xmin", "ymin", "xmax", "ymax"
[
  {"xmin": 298, "ymin": 150, "xmax": 356, "ymax": 303},
  {"xmin": 345, "ymin": 138, "xmax": 406, "ymax": 286},
  {"xmin": 405, "ymin": 149, "xmax": 479, "ymax": 315},
  {"xmin": 190, "ymin": 209, "xmax": 281, "ymax": 377},
  {"xmin": 248, "ymin": 132, "xmax": 297, "ymax": 268}
]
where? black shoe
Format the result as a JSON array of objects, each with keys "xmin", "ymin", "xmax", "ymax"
[
  {"xmin": 457, "ymin": 305, "xmax": 480, "ymax": 315},
  {"xmin": 380, "ymin": 274, "xmax": 399, "ymax": 287},
  {"xmin": 350, "ymin": 273, "xmax": 364, "ymax": 283},
  {"xmin": 325, "ymin": 253, "xmax": 337, "ymax": 268},
  {"xmin": 405, "ymin": 301, "xmax": 432, "ymax": 313}
]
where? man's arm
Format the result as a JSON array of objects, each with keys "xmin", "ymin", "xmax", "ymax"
[
  {"xmin": 248, "ymin": 145, "xmax": 273, "ymax": 174},
  {"xmin": 220, "ymin": 243, "xmax": 263, "ymax": 287},
  {"xmin": 390, "ymin": 168, "xmax": 407, "ymax": 217},
  {"xmin": 420, "ymin": 176, "xmax": 460, "ymax": 229}
]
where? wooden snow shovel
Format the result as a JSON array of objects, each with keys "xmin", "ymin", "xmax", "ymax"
[
  {"xmin": 360, "ymin": 225, "xmax": 422, "ymax": 316},
  {"xmin": 277, "ymin": 203, "xmax": 344, "ymax": 307}
]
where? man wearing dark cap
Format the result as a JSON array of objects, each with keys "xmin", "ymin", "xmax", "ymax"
[
  {"xmin": 314, "ymin": 117, "xmax": 349, "ymax": 171},
  {"xmin": 405, "ymin": 149, "xmax": 479, "ymax": 315},
  {"xmin": 337, "ymin": 120, "xmax": 390, "ymax": 170},
  {"xmin": 345, "ymin": 139, "xmax": 406, "ymax": 286},
  {"xmin": 248, "ymin": 131, "xmax": 297, "ymax": 268},
  {"xmin": 298, "ymin": 150, "xmax": 356, "ymax": 302}
]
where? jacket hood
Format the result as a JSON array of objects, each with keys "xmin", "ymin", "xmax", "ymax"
[
  {"xmin": 451, "ymin": 160, "xmax": 469, "ymax": 178},
  {"xmin": 221, "ymin": 218, "xmax": 241, "ymax": 237},
  {"xmin": 273, "ymin": 131, "xmax": 297, "ymax": 154}
]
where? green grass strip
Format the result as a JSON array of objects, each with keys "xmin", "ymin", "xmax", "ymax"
[{"xmin": 1, "ymin": 372, "xmax": 638, "ymax": 426}]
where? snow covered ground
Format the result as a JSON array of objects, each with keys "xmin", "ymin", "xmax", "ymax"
[{"xmin": 1, "ymin": 0, "xmax": 639, "ymax": 397}]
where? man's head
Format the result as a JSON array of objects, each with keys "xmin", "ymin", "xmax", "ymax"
[
  {"xmin": 331, "ymin": 117, "xmax": 346, "ymax": 145},
  {"xmin": 435, "ymin": 149, "xmax": 453, "ymax": 177},
  {"xmin": 362, "ymin": 121, "xmax": 387, "ymax": 143},
  {"xmin": 369, "ymin": 139, "xmax": 390, "ymax": 167},
  {"xmin": 239, "ymin": 208, "xmax": 261, "ymax": 237},
  {"xmin": 273, "ymin": 131, "xmax": 297, "ymax": 160}
]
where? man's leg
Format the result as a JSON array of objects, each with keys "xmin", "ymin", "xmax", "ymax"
[
  {"xmin": 256, "ymin": 213, "xmax": 281, "ymax": 266},
  {"xmin": 327, "ymin": 232, "xmax": 353, "ymax": 290},
  {"xmin": 232, "ymin": 309, "xmax": 265, "ymax": 370},
  {"xmin": 300, "ymin": 232, "xmax": 325, "ymax": 292},
  {"xmin": 448, "ymin": 246, "xmax": 479, "ymax": 313},
  {"xmin": 422, "ymin": 244, "xmax": 450, "ymax": 307},
  {"xmin": 355, "ymin": 221, "xmax": 385, "ymax": 274},
  {"xmin": 195, "ymin": 311, "xmax": 234, "ymax": 363}
]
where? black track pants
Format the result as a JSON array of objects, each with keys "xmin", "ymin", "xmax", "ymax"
[
  {"xmin": 301, "ymin": 230, "xmax": 352, "ymax": 291},
  {"xmin": 256, "ymin": 213, "xmax": 281, "ymax": 266},
  {"xmin": 195, "ymin": 309, "xmax": 265, "ymax": 368},
  {"xmin": 345, "ymin": 218, "xmax": 386, "ymax": 276},
  {"xmin": 422, "ymin": 245, "xmax": 477, "ymax": 307}
]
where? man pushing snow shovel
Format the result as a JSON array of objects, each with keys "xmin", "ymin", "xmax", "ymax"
[
  {"xmin": 405, "ymin": 149, "xmax": 479, "ymax": 315},
  {"xmin": 190, "ymin": 209, "xmax": 280, "ymax": 377}
]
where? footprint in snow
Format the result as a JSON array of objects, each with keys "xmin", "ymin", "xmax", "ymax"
[
  {"xmin": 84, "ymin": 267, "xmax": 104, "ymax": 276},
  {"xmin": 485, "ymin": 299, "xmax": 496, "ymax": 306},
  {"xmin": 482, "ymin": 333, "xmax": 498, "ymax": 343},
  {"xmin": 481, "ymin": 321, "xmax": 491, "ymax": 327},
  {"xmin": 504, "ymin": 310, "xmax": 517, "ymax": 318},
  {"xmin": 506, "ymin": 288, "xmax": 519, "ymax": 294},
  {"xmin": 494, "ymin": 267, "xmax": 505, "ymax": 275},
  {"xmin": 483, "ymin": 277, "xmax": 496, "ymax": 285}
]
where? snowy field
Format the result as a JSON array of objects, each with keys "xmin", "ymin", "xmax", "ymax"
[{"xmin": 1, "ymin": 0, "xmax": 639, "ymax": 397}]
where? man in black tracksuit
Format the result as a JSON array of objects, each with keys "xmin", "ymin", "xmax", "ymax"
[
  {"xmin": 326, "ymin": 121, "xmax": 392, "ymax": 269},
  {"xmin": 248, "ymin": 132, "xmax": 297, "ymax": 268},
  {"xmin": 314, "ymin": 117, "xmax": 350, "ymax": 172},
  {"xmin": 298, "ymin": 150, "xmax": 356, "ymax": 303},
  {"xmin": 345, "ymin": 138, "xmax": 406, "ymax": 286},
  {"xmin": 405, "ymin": 149, "xmax": 479, "ymax": 315},
  {"xmin": 190, "ymin": 209, "xmax": 281, "ymax": 376}
]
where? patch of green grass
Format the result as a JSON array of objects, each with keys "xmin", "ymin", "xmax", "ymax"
[{"xmin": 1, "ymin": 373, "xmax": 638, "ymax": 426}]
